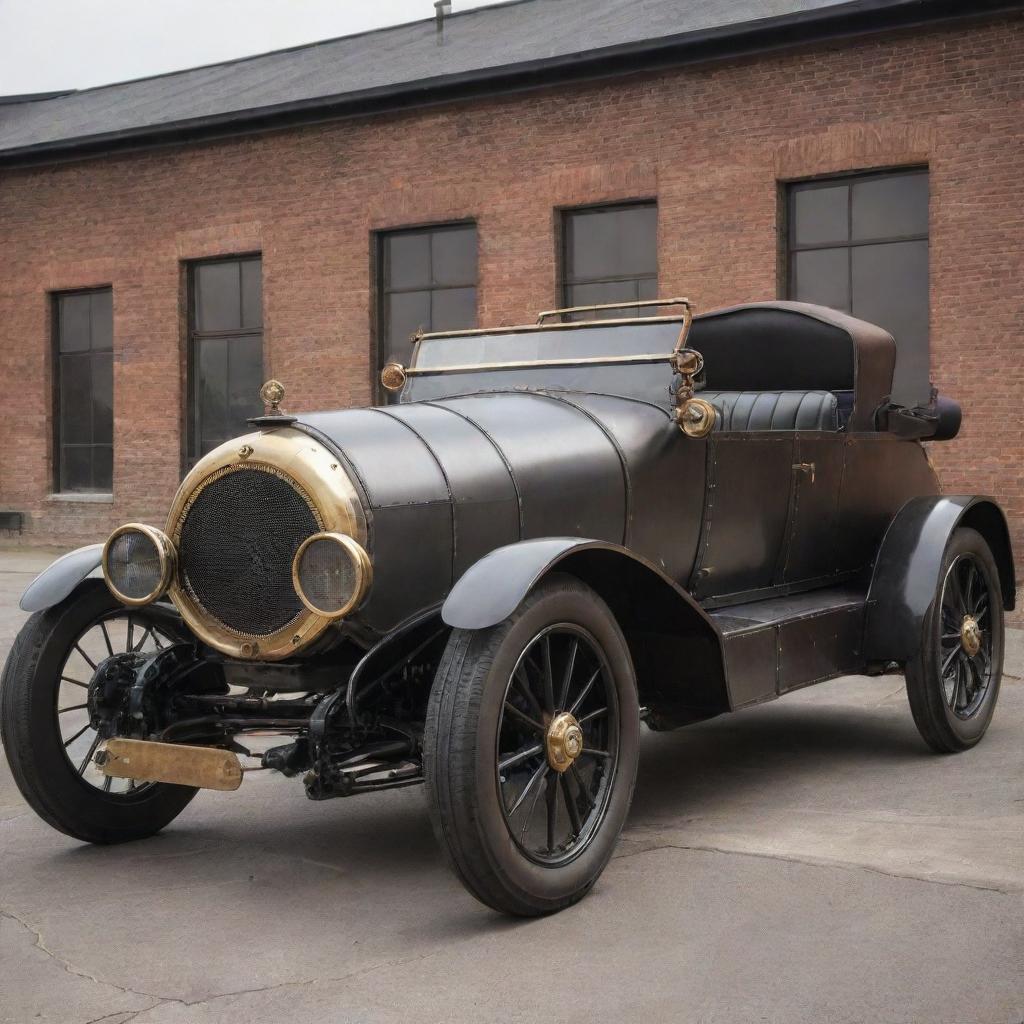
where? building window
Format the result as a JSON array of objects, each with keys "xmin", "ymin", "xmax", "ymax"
[
  {"xmin": 53, "ymin": 288, "xmax": 113, "ymax": 493},
  {"xmin": 787, "ymin": 169, "xmax": 929, "ymax": 403},
  {"xmin": 562, "ymin": 202, "xmax": 657, "ymax": 319},
  {"xmin": 188, "ymin": 256, "xmax": 264, "ymax": 464},
  {"xmin": 378, "ymin": 223, "xmax": 478, "ymax": 380}
]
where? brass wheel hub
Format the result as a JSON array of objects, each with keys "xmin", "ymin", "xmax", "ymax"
[
  {"xmin": 960, "ymin": 615, "xmax": 982, "ymax": 658},
  {"xmin": 546, "ymin": 711, "xmax": 584, "ymax": 773}
]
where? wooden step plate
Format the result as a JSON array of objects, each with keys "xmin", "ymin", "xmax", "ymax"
[{"xmin": 97, "ymin": 739, "xmax": 243, "ymax": 791}]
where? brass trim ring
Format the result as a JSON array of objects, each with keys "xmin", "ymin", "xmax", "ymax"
[
  {"xmin": 164, "ymin": 426, "xmax": 368, "ymax": 661},
  {"xmin": 101, "ymin": 523, "xmax": 176, "ymax": 607},
  {"xmin": 292, "ymin": 532, "xmax": 373, "ymax": 620}
]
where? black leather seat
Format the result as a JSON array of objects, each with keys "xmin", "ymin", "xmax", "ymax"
[{"xmin": 701, "ymin": 391, "xmax": 839, "ymax": 432}]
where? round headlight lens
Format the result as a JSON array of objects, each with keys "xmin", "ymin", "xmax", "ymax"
[
  {"xmin": 292, "ymin": 532, "xmax": 371, "ymax": 619},
  {"xmin": 102, "ymin": 524, "xmax": 175, "ymax": 606}
]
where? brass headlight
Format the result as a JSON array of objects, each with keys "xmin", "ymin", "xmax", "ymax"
[
  {"xmin": 292, "ymin": 532, "xmax": 372, "ymax": 619},
  {"xmin": 102, "ymin": 524, "xmax": 175, "ymax": 606}
]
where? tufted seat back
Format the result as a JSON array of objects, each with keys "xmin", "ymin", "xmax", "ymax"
[{"xmin": 701, "ymin": 391, "xmax": 839, "ymax": 432}]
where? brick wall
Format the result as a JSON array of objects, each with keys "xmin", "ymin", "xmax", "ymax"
[{"xmin": 1, "ymin": 14, "xmax": 1022, "ymax": 609}]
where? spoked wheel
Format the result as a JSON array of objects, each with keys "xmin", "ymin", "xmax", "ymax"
[
  {"xmin": 57, "ymin": 601, "xmax": 175, "ymax": 794},
  {"xmin": 906, "ymin": 528, "xmax": 1004, "ymax": 753},
  {"xmin": 1, "ymin": 580, "xmax": 197, "ymax": 843},
  {"xmin": 497, "ymin": 625, "xmax": 618, "ymax": 865},
  {"xmin": 425, "ymin": 574, "xmax": 639, "ymax": 916}
]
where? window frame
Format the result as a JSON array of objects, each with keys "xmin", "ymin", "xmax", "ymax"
[
  {"xmin": 559, "ymin": 199, "xmax": 658, "ymax": 318},
  {"xmin": 185, "ymin": 253, "xmax": 263, "ymax": 469},
  {"xmin": 374, "ymin": 220, "xmax": 478, "ymax": 401},
  {"xmin": 51, "ymin": 285, "xmax": 114, "ymax": 495},
  {"xmin": 785, "ymin": 167, "xmax": 929, "ymax": 309}
]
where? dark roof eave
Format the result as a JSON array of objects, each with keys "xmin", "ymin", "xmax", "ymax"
[{"xmin": 1, "ymin": 0, "xmax": 1020, "ymax": 168}]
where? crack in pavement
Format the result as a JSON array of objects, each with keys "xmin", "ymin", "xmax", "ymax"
[
  {"xmin": 611, "ymin": 840, "xmax": 1017, "ymax": 895},
  {"xmin": 2, "ymin": 907, "xmax": 169, "ymax": 1004},
  {"xmin": 3, "ymin": 906, "xmax": 443, "ymax": 1022}
]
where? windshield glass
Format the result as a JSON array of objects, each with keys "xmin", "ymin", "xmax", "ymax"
[{"xmin": 413, "ymin": 320, "xmax": 686, "ymax": 369}]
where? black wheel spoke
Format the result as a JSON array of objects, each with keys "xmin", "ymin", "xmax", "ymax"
[
  {"xmin": 133, "ymin": 627, "xmax": 153, "ymax": 653},
  {"xmin": 582, "ymin": 747, "xmax": 611, "ymax": 759},
  {"xmin": 941, "ymin": 645, "xmax": 959, "ymax": 677},
  {"xmin": 569, "ymin": 763, "xmax": 595, "ymax": 811},
  {"xmin": 61, "ymin": 676, "xmax": 89, "ymax": 689},
  {"xmin": 126, "ymin": 616, "xmax": 134, "ymax": 655},
  {"xmin": 558, "ymin": 638, "xmax": 578, "ymax": 711},
  {"xmin": 560, "ymin": 774, "xmax": 582, "ymax": 838},
  {"xmin": 578, "ymin": 706, "xmax": 608, "ymax": 727},
  {"xmin": 99, "ymin": 620, "xmax": 114, "ymax": 658},
  {"xmin": 568, "ymin": 668, "xmax": 601, "ymax": 717},
  {"xmin": 103, "ymin": 775, "xmax": 113, "ymax": 793},
  {"xmin": 506, "ymin": 760, "xmax": 548, "ymax": 818},
  {"xmin": 62, "ymin": 722, "xmax": 91, "ymax": 748},
  {"xmin": 503, "ymin": 701, "xmax": 545, "ymax": 736},
  {"xmin": 58, "ymin": 703, "xmax": 88, "ymax": 715},
  {"xmin": 545, "ymin": 771, "xmax": 557, "ymax": 853},
  {"xmin": 74, "ymin": 644, "xmax": 97, "ymax": 671},
  {"xmin": 542, "ymin": 635, "xmax": 555, "ymax": 713},
  {"xmin": 78, "ymin": 732, "xmax": 101, "ymax": 775},
  {"xmin": 499, "ymin": 744, "xmax": 543, "ymax": 773},
  {"xmin": 520, "ymin": 767, "xmax": 548, "ymax": 842},
  {"xmin": 512, "ymin": 665, "xmax": 545, "ymax": 722}
]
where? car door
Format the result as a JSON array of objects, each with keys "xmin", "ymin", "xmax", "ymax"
[
  {"xmin": 777, "ymin": 433, "xmax": 845, "ymax": 584},
  {"xmin": 689, "ymin": 432, "xmax": 795, "ymax": 601}
]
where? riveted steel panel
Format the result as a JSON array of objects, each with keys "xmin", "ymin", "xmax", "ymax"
[
  {"xmin": 438, "ymin": 393, "xmax": 626, "ymax": 544},
  {"xmin": 380, "ymin": 402, "xmax": 520, "ymax": 577}
]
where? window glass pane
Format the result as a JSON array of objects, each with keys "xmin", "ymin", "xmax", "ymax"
[
  {"xmin": 637, "ymin": 277, "xmax": 658, "ymax": 302},
  {"xmin": 567, "ymin": 279, "xmax": 642, "ymax": 320},
  {"xmin": 792, "ymin": 185, "xmax": 849, "ymax": 247},
  {"xmin": 196, "ymin": 337, "xmax": 228, "ymax": 453},
  {"xmin": 852, "ymin": 239, "xmax": 929, "ymax": 404},
  {"xmin": 431, "ymin": 227, "xmax": 477, "ymax": 286},
  {"xmin": 226, "ymin": 335, "xmax": 264, "ymax": 433},
  {"xmin": 431, "ymin": 287, "xmax": 477, "ymax": 332},
  {"xmin": 59, "ymin": 294, "xmax": 91, "ymax": 352},
  {"xmin": 195, "ymin": 261, "xmax": 241, "ymax": 332},
  {"xmin": 386, "ymin": 290, "xmax": 431, "ymax": 361},
  {"xmin": 240, "ymin": 259, "xmax": 263, "ymax": 329},
  {"xmin": 618, "ymin": 204, "xmax": 658, "ymax": 277},
  {"xmin": 61, "ymin": 446, "xmax": 91, "ymax": 492},
  {"xmin": 92, "ymin": 445, "xmax": 113, "ymax": 492},
  {"xmin": 90, "ymin": 289, "xmax": 113, "ymax": 350},
  {"xmin": 565, "ymin": 208, "xmax": 620, "ymax": 282},
  {"xmin": 386, "ymin": 232, "xmax": 431, "ymax": 290},
  {"xmin": 60, "ymin": 353, "xmax": 93, "ymax": 444},
  {"xmin": 91, "ymin": 352, "xmax": 113, "ymax": 444},
  {"xmin": 791, "ymin": 247, "xmax": 850, "ymax": 311},
  {"xmin": 852, "ymin": 173, "xmax": 928, "ymax": 242}
]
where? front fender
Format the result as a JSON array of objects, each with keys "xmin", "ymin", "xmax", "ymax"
[
  {"xmin": 863, "ymin": 496, "xmax": 1015, "ymax": 662},
  {"xmin": 442, "ymin": 538, "xmax": 731, "ymax": 725},
  {"xmin": 19, "ymin": 544, "xmax": 104, "ymax": 613}
]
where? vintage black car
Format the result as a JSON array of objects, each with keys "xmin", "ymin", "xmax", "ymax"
[{"xmin": 1, "ymin": 298, "xmax": 1014, "ymax": 916}]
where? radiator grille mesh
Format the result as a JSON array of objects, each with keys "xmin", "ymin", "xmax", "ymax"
[{"xmin": 177, "ymin": 465, "xmax": 320, "ymax": 637}]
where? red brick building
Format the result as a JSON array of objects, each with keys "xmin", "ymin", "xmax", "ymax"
[{"xmin": 1, "ymin": 0, "xmax": 1022, "ymax": 596}]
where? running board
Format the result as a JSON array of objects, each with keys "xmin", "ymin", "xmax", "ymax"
[
  {"xmin": 96, "ymin": 739, "xmax": 244, "ymax": 791},
  {"xmin": 709, "ymin": 586, "xmax": 870, "ymax": 709}
]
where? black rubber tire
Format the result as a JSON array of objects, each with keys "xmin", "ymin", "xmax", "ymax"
[
  {"xmin": 0, "ymin": 580, "xmax": 197, "ymax": 843},
  {"xmin": 424, "ymin": 574, "xmax": 640, "ymax": 917},
  {"xmin": 905, "ymin": 528, "xmax": 1004, "ymax": 754}
]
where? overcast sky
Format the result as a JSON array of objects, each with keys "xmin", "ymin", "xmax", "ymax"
[{"xmin": 0, "ymin": 0, "xmax": 498, "ymax": 94}]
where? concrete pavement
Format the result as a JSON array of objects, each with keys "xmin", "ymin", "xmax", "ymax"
[{"xmin": 1, "ymin": 547, "xmax": 1022, "ymax": 1024}]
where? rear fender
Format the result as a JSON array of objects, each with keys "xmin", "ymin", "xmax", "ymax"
[
  {"xmin": 863, "ymin": 496, "xmax": 1015, "ymax": 662},
  {"xmin": 443, "ymin": 539, "xmax": 730, "ymax": 724},
  {"xmin": 19, "ymin": 544, "xmax": 104, "ymax": 613}
]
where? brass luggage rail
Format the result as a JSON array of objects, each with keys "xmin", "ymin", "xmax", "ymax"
[{"xmin": 536, "ymin": 297, "xmax": 691, "ymax": 324}]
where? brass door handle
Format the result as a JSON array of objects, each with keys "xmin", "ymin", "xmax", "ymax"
[{"xmin": 793, "ymin": 462, "xmax": 816, "ymax": 483}]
